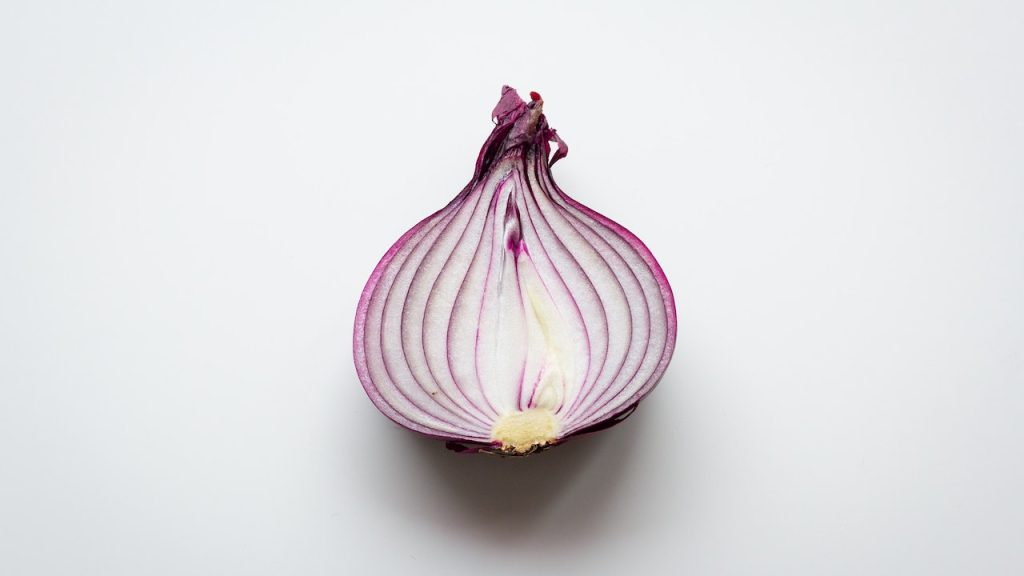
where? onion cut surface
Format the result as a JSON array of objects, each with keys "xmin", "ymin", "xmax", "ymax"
[{"xmin": 354, "ymin": 86, "xmax": 676, "ymax": 455}]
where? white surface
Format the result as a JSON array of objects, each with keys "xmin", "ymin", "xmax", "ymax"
[{"xmin": 1, "ymin": 1, "xmax": 1022, "ymax": 574}]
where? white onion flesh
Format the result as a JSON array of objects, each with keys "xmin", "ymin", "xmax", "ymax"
[{"xmin": 354, "ymin": 87, "xmax": 676, "ymax": 454}]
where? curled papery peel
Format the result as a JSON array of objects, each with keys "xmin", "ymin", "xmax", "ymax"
[{"xmin": 354, "ymin": 86, "xmax": 676, "ymax": 455}]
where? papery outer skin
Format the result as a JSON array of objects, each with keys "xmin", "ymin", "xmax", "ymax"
[{"xmin": 353, "ymin": 86, "xmax": 677, "ymax": 453}]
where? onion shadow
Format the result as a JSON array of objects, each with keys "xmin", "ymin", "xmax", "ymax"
[{"xmin": 402, "ymin": 408, "xmax": 648, "ymax": 549}]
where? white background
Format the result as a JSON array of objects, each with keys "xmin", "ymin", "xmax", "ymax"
[{"xmin": 2, "ymin": 1, "xmax": 1022, "ymax": 574}]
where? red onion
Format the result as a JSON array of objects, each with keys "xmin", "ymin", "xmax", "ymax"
[{"xmin": 354, "ymin": 86, "xmax": 677, "ymax": 455}]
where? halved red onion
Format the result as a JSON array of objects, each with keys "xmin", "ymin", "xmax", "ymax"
[{"xmin": 354, "ymin": 86, "xmax": 676, "ymax": 455}]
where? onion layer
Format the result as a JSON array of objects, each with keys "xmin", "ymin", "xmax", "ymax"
[{"xmin": 354, "ymin": 86, "xmax": 676, "ymax": 455}]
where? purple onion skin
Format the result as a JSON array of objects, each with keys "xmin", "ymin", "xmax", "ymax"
[{"xmin": 354, "ymin": 86, "xmax": 677, "ymax": 455}]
